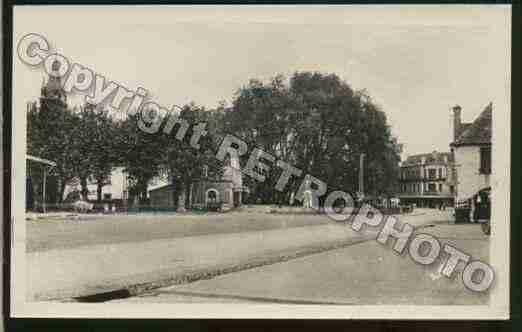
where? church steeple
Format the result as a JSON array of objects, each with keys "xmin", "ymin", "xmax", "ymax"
[{"xmin": 41, "ymin": 59, "xmax": 67, "ymax": 105}]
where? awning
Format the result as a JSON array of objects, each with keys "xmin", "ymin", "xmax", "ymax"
[
  {"xmin": 26, "ymin": 155, "xmax": 57, "ymax": 167},
  {"xmin": 457, "ymin": 186, "xmax": 491, "ymax": 203}
]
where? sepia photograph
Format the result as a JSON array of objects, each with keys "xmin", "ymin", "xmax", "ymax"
[{"xmin": 9, "ymin": 5, "xmax": 511, "ymax": 319}]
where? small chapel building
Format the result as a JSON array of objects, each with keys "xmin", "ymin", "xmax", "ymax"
[{"xmin": 149, "ymin": 152, "xmax": 247, "ymax": 211}]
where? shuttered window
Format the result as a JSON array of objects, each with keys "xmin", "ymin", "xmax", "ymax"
[{"xmin": 480, "ymin": 147, "xmax": 492, "ymax": 174}]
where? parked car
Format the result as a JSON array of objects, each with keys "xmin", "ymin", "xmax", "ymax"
[
  {"xmin": 473, "ymin": 187, "xmax": 491, "ymax": 235},
  {"xmin": 454, "ymin": 199, "xmax": 471, "ymax": 223}
]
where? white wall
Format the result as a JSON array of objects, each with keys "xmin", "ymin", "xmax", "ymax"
[
  {"xmin": 223, "ymin": 153, "xmax": 243, "ymax": 190},
  {"xmin": 64, "ymin": 167, "xmax": 128, "ymax": 201},
  {"xmin": 101, "ymin": 167, "xmax": 128, "ymax": 200},
  {"xmin": 454, "ymin": 146, "xmax": 490, "ymax": 202}
]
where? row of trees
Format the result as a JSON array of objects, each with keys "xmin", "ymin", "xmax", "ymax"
[
  {"xmin": 27, "ymin": 71, "xmax": 401, "ymax": 209},
  {"xmin": 27, "ymin": 95, "xmax": 223, "ymax": 208}
]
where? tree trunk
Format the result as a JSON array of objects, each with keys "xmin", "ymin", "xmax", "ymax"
[
  {"xmin": 177, "ymin": 181, "xmax": 186, "ymax": 212},
  {"xmin": 58, "ymin": 180, "xmax": 66, "ymax": 204},
  {"xmin": 177, "ymin": 190, "xmax": 186, "ymax": 212},
  {"xmin": 96, "ymin": 182, "xmax": 103, "ymax": 202},
  {"xmin": 141, "ymin": 186, "xmax": 148, "ymax": 204},
  {"xmin": 185, "ymin": 183, "xmax": 191, "ymax": 210},
  {"xmin": 80, "ymin": 177, "xmax": 89, "ymax": 201},
  {"xmin": 135, "ymin": 178, "xmax": 148, "ymax": 205}
]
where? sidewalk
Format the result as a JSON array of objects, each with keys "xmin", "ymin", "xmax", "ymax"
[
  {"xmin": 26, "ymin": 212, "xmax": 79, "ymax": 221},
  {"xmin": 27, "ymin": 209, "xmax": 447, "ymax": 301}
]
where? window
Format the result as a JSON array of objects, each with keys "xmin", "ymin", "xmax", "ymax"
[
  {"xmin": 480, "ymin": 147, "xmax": 491, "ymax": 174},
  {"xmin": 428, "ymin": 183, "xmax": 436, "ymax": 192},
  {"xmin": 439, "ymin": 184, "xmax": 443, "ymax": 192},
  {"xmin": 450, "ymin": 185, "xmax": 455, "ymax": 194},
  {"xmin": 103, "ymin": 193, "xmax": 112, "ymax": 200},
  {"xmin": 428, "ymin": 169, "xmax": 436, "ymax": 179},
  {"xmin": 207, "ymin": 189, "xmax": 218, "ymax": 203},
  {"xmin": 438, "ymin": 168, "xmax": 443, "ymax": 179}
]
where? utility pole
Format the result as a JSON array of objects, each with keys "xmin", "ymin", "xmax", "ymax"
[
  {"xmin": 358, "ymin": 153, "xmax": 365, "ymax": 201},
  {"xmin": 42, "ymin": 167, "xmax": 47, "ymax": 213}
]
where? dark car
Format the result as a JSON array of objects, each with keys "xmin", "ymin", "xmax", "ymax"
[{"xmin": 473, "ymin": 187, "xmax": 491, "ymax": 235}]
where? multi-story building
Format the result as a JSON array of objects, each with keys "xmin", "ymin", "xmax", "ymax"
[
  {"xmin": 450, "ymin": 103, "xmax": 492, "ymax": 211},
  {"xmin": 398, "ymin": 151, "xmax": 455, "ymax": 208}
]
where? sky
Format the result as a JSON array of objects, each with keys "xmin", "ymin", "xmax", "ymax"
[{"xmin": 13, "ymin": 5, "xmax": 511, "ymax": 158}]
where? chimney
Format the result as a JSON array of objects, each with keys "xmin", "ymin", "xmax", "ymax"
[{"xmin": 452, "ymin": 105, "xmax": 462, "ymax": 141}]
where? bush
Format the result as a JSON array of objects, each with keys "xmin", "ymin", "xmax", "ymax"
[{"xmin": 72, "ymin": 200, "xmax": 94, "ymax": 213}]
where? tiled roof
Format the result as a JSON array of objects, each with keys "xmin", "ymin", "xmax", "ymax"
[
  {"xmin": 402, "ymin": 151, "xmax": 452, "ymax": 166},
  {"xmin": 452, "ymin": 103, "xmax": 492, "ymax": 146},
  {"xmin": 456, "ymin": 123, "xmax": 472, "ymax": 139}
]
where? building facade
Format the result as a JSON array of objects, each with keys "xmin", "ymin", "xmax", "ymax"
[
  {"xmin": 149, "ymin": 152, "xmax": 247, "ymax": 211},
  {"xmin": 398, "ymin": 151, "xmax": 455, "ymax": 208},
  {"xmin": 63, "ymin": 166, "xmax": 130, "ymax": 205},
  {"xmin": 450, "ymin": 103, "xmax": 492, "ymax": 209}
]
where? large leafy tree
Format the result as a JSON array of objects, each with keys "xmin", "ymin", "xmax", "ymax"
[
  {"xmin": 160, "ymin": 103, "xmax": 224, "ymax": 210},
  {"xmin": 224, "ymin": 75, "xmax": 295, "ymax": 204},
  {"xmin": 71, "ymin": 104, "xmax": 118, "ymax": 202},
  {"xmin": 27, "ymin": 97, "xmax": 78, "ymax": 204},
  {"xmin": 226, "ymin": 72, "xmax": 402, "ymax": 204},
  {"xmin": 116, "ymin": 114, "xmax": 164, "ymax": 205}
]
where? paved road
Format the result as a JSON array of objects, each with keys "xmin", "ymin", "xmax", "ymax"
[
  {"xmin": 27, "ymin": 209, "xmax": 333, "ymax": 252},
  {"xmin": 27, "ymin": 207, "xmax": 450, "ymax": 253},
  {"xmin": 27, "ymin": 209, "xmax": 448, "ymax": 301},
  {"xmin": 117, "ymin": 223, "xmax": 489, "ymax": 305}
]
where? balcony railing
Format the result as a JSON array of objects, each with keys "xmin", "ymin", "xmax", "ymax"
[
  {"xmin": 399, "ymin": 191, "xmax": 453, "ymax": 197},
  {"xmin": 400, "ymin": 176, "xmax": 447, "ymax": 182}
]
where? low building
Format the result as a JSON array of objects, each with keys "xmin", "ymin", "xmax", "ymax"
[
  {"xmin": 148, "ymin": 183, "xmax": 176, "ymax": 209},
  {"xmin": 149, "ymin": 152, "xmax": 247, "ymax": 210},
  {"xmin": 63, "ymin": 166, "xmax": 130, "ymax": 206},
  {"xmin": 398, "ymin": 151, "xmax": 455, "ymax": 208},
  {"xmin": 450, "ymin": 103, "xmax": 492, "ymax": 215}
]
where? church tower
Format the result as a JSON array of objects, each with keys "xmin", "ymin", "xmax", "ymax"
[{"xmin": 40, "ymin": 59, "xmax": 67, "ymax": 106}]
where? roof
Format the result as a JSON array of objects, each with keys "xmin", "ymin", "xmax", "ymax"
[
  {"xmin": 456, "ymin": 123, "xmax": 472, "ymax": 139},
  {"xmin": 148, "ymin": 183, "xmax": 173, "ymax": 193},
  {"xmin": 402, "ymin": 151, "xmax": 452, "ymax": 166},
  {"xmin": 26, "ymin": 155, "xmax": 57, "ymax": 167},
  {"xmin": 452, "ymin": 103, "xmax": 492, "ymax": 146}
]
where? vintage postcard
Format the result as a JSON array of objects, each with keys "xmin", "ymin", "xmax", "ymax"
[{"xmin": 9, "ymin": 5, "xmax": 511, "ymax": 319}]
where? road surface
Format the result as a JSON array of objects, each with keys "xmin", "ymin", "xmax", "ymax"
[
  {"xmin": 25, "ymin": 208, "xmax": 471, "ymax": 303},
  {"xmin": 121, "ymin": 223, "xmax": 489, "ymax": 305}
]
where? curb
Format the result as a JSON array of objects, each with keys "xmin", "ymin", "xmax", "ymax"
[
  {"xmin": 70, "ymin": 223, "xmax": 434, "ymax": 303},
  {"xmin": 73, "ymin": 238, "xmax": 366, "ymax": 303}
]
